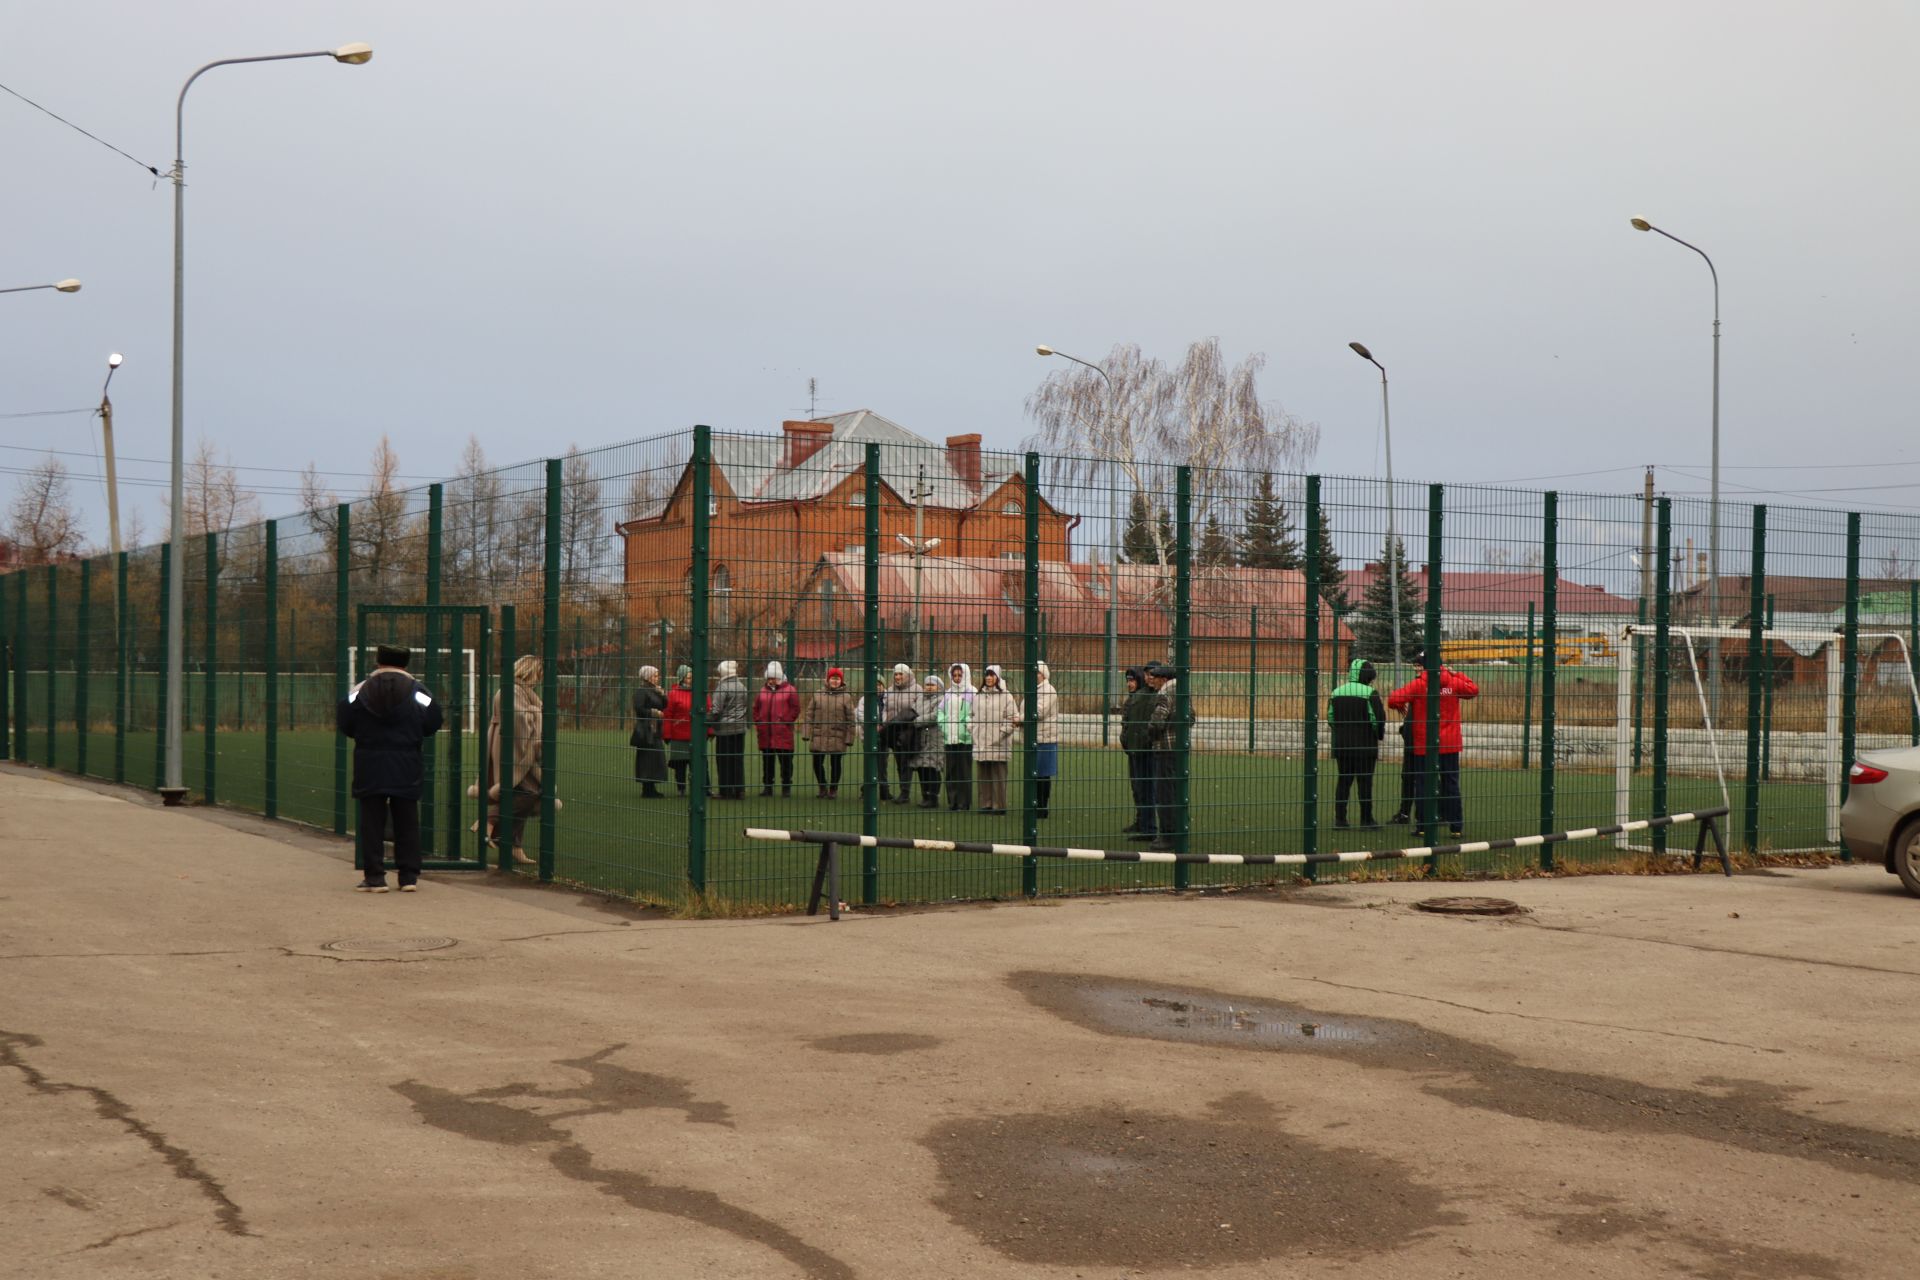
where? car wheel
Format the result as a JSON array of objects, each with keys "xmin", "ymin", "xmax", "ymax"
[{"xmin": 1896, "ymin": 822, "xmax": 1920, "ymax": 899}]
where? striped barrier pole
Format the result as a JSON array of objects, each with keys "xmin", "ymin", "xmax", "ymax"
[{"xmin": 748, "ymin": 808, "xmax": 1733, "ymax": 918}]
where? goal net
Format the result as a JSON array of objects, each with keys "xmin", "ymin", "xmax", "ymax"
[
  {"xmin": 1613, "ymin": 624, "xmax": 1920, "ymax": 853},
  {"xmin": 347, "ymin": 646, "xmax": 480, "ymax": 735}
]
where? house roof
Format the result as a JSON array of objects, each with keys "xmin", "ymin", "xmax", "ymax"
[
  {"xmin": 1350, "ymin": 566, "xmax": 1637, "ymax": 616},
  {"xmin": 1677, "ymin": 575, "xmax": 1912, "ymax": 615}
]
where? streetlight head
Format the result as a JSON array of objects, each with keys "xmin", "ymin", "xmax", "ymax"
[
  {"xmin": 54, "ymin": 279, "xmax": 81, "ymax": 293},
  {"xmin": 1035, "ymin": 345, "xmax": 1055, "ymax": 357},
  {"xmin": 1630, "ymin": 217, "xmax": 1652, "ymax": 232},
  {"xmin": 896, "ymin": 534, "xmax": 913, "ymax": 548},
  {"xmin": 1348, "ymin": 341, "xmax": 1373, "ymax": 361},
  {"xmin": 925, "ymin": 538, "xmax": 941, "ymax": 550},
  {"xmin": 331, "ymin": 42, "xmax": 373, "ymax": 64},
  {"xmin": 108, "ymin": 353, "xmax": 123, "ymax": 368}
]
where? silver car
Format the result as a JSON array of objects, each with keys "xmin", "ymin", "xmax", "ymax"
[{"xmin": 1839, "ymin": 747, "xmax": 1920, "ymax": 897}]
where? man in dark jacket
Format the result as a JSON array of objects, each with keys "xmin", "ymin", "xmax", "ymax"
[
  {"xmin": 1143, "ymin": 663, "xmax": 1183, "ymax": 852},
  {"xmin": 1119, "ymin": 666, "xmax": 1157, "ymax": 837},
  {"xmin": 337, "ymin": 645, "xmax": 444, "ymax": 892},
  {"xmin": 1326, "ymin": 658, "xmax": 1386, "ymax": 829}
]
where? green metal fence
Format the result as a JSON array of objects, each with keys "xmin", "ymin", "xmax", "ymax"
[{"xmin": 2, "ymin": 423, "xmax": 1911, "ymax": 906}]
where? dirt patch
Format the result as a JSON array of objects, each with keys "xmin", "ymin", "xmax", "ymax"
[
  {"xmin": 1526, "ymin": 1198, "xmax": 1844, "ymax": 1279},
  {"xmin": 924, "ymin": 1102, "xmax": 1458, "ymax": 1268},
  {"xmin": 808, "ymin": 1033, "xmax": 943, "ymax": 1056},
  {"xmin": 393, "ymin": 1045, "xmax": 849, "ymax": 1279},
  {"xmin": 1016, "ymin": 972, "xmax": 1920, "ymax": 1185}
]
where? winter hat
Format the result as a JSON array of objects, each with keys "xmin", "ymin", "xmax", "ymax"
[
  {"xmin": 983, "ymin": 664, "xmax": 1003, "ymax": 685},
  {"xmin": 826, "ymin": 667, "xmax": 846, "ymax": 684},
  {"xmin": 892, "ymin": 662, "xmax": 913, "ymax": 678},
  {"xmin": 375, "ymin": 644, "xmax": 411, "ymax": 670},
  {"xmin": 718, "ymin": 659, "xmax": 738, "ymax": 678},
  {"xmin": 923, "ymin": 674, "xmax": 944, "ymax": 690},
  {"xmin": 765, "ymin": 661, "xmax": 785, "ymax": 681}
]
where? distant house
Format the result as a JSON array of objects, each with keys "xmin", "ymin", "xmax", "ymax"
[
  {"xmin": 1349, "ymin": 564, "xmax": 1637, "ymax": 641},
  {"xmin": 615, "ymin": 412, "xmax": 1072, "ymax": 628}
]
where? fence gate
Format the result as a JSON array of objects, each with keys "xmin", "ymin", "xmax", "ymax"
[{"xmin": 354, "ymin": 604, "xmax": 493, "ymax": 871}]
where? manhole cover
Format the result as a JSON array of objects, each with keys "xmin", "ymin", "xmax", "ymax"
[
  {"xmin": 1414, "ymin": 896, "xmax": 1525, "ymax": 917},
  {"xmin": 319, "ymin": 936, "xmax": 459, "ymax": 954}
]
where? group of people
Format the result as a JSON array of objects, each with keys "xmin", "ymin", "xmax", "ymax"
[
  {"xmin": 337, "ymin": 639, "xmax": 1482, "ymax": 893},
  {"xmin": 1326, "ymin": 653, "xmax": 1480, "ymax": 836},
  {"xmin": 629, "ymin": 659, "xmax": 1063, "ymax": 817}
]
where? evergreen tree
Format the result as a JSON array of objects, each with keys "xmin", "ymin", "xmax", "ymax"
[
  {"xmin": 1123, "ymin": 490, "xmax": 1174, "ymax": 564},
  {"xmin": 1306, "ymin": 503, "xmax": 1347, "ymax": 611},
  {"xmin": 1197, "ymin": 513, "xmax": 1234, "ymax": 567},
  {"xmin": 1236, "ymin": 472, "xmax": 1302, "ymax": 569},
  {"xmin": 1350, "ymin": 534, "xmax": 1423, "ymax": 662}
]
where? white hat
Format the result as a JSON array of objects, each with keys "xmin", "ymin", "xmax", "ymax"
[{"xmin": 765, "ymin": 661, "xmax": 785, "ymax": 681}]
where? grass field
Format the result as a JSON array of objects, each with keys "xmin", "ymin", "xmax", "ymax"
[{"xmin": 15, "ymin": 715, "xmax": 1831, "ymax": 907}]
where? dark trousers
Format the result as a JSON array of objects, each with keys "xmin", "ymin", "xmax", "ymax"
[
  {"xmin": 1126, "ymin": 750, "xmax": 1157, "ymax": 834},
  {"xmin": 488, "ymin": 782, "xmax": 541, "ymax": 850},
  {"xmin": 1402, "ymin": 753, "xmax": 1464, "ymax": 828},
  {"xmin": 810, "ymin": 751, "xmax": 845, "ymax": 788},
  {"xmin": 715, "ymin": 734, "xmax": 745, "ymax": 797},
  {"xmin": 887, "ymin": 748, "xmax": 914, "ymax": 798},
  {"xmin": 1151, "ymin": 749, "xmax": 1180, "ymax": 841},
  {"xmin": 915, "ymin": 767, "xmax": 942, "ymax": 804},
  {"xmin": 761, "ymin": 748, "xmax": 794, "ymax": 790},
  {"xmin": 359, "ymin": 795, "xmax": 421, "ymax": 884},
  {"xmin": 944, "ymin": 743, "xmax": 973, "ymax": 809},
  {"xmin": 1333, "ymin": 747, "xmax": 1379, "ymax": 824}
]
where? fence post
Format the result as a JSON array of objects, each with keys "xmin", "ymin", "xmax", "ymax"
[
  {"xmin": 1247, "ymin": 605, "xmax": 1258, "ymax": 756},
  {"xmin": 1173, "ymin": 465, "xmax": 1193, "ymax": 880},
  {"xmin": 0, "ymin": 571, "xmax": 11, "ymax": 762},
  {"xmin": 1839, "ymin": 511, "xmax": 1861, "ymax": 859},
  {"xmin": 496, "ymin": 605, "xmax": 516, "ymax": 870},
  {"xmin": 1762, "ymin": 591, "xmax": 1776, "ymax": 781},
  {"xmin": 1419, "ymin": 486, "xmax": 1445, "ymax": 864},
  {"xmin": 1302, "ymin": 476, "xmax": 1321, "ymax": 879},
  {"xmin": 1652, "ymin": 498, "xmax": 1672, "ymax": 852},
  {"xmin": 1743, "ymin": 506, "xmax": 1767, "ymax": 854},
  {"xmin": 265, "ymin": 521, "xmax": 279, "ymax": 821},
  {"xmin": 1632, "ymin": 594, "xmax": 1647, "ymax": 770},
  {"xmin": 1520, "ymin": 601, "xmax": 1535, "ymax": 771},
  {"xmin": 687, "ymin": 427, "xmax": 712, "ymax": 895},
  {"xmin": 423, "ymin": 483, "xmax": 442, "ymax": 849},
  {"xmin": 203, "ymin": 532, "xmax": 218, "ymax": 804},
  {"xmin": 1538, "ymin": 490, "xmax": 1558, "ymax": 861},
  {"xmin": 113, "ymin": 551, "xmax": 128, "ymax": 783},
  {"xmin": 1910, "ymin": 580, "xmax": 1919, "ymax": 747},
  {"xmin": 539, "ymin": 458, "xmax": 563, "ymax": 883},
  {"xmin": 334, "ymin": 503, "xmax": 350, "ymax": 836},
  {"xmin": 572, "ymin": 615, "xmax": 583, "ymax": 731},
  {"xmin": 1021, "ymin": 451, "xmax": 1041, "ymax": 898},
  {"xmin": 155, "ymin": 543, "xmax": 170, "ymax": 790},
  {"xmin": 45, "ymin": 565, "xmax": 57, "ymax": 767},
  {"xmin": 862, "ymin": 442, "xmax": 883, "ymax": 904},
  {"xmin": 76, "ymin": 558, "xmax": 92, "ymax": 776}
]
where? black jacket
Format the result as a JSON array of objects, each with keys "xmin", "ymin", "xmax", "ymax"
[
  {"xmin": 631, "ymin": 684, "xmax": 667, "ymax": 750},
  {"xmin": 337, "ymin": 670, "xmax": 444, "ymax": 799},
  {"xmin": 1327, "ymin": 659, "xmax": 1387, "ymax": 753},
  {"xmin": 1120, "ymin": 668, "xmax": 1156, "ymax": 753}
]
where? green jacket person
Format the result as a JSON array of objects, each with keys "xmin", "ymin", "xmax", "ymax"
[{"xmin": 1326, "ymin": 658, "xmax": 1386, "ymax": 829}]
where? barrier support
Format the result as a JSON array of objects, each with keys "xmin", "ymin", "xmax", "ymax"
[{"xmin": 805, "ymin": 840, "xmax": 841, "ymax": 922}]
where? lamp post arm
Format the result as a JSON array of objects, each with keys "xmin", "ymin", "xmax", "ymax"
[
  {"xmin": 1645, "ymin": 225, "xmax": 1718, "ymax": 325},
  {"xmin": 176, "ymin": 51, "xmax": 337, "ymax": 166}
]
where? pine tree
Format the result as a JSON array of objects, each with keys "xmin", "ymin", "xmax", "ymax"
[
  {"xmin": 1236, "ymin": 472, "xmax": 1301, "ymax": 569},
  {"xmin": 1197, "ymin": 513, "xmax": 1234, "ymax": 567},
  {"xmin": 1123, "ymin": 490, "xmax": 1174, "ymax": 564},
  {"xmin": 1307, "ymin": 503, "xmax": 1347, "ymax": 611},
  {"xmin": 1350, "ymin": 534, "xmax": 1423, "ymax": 662}
]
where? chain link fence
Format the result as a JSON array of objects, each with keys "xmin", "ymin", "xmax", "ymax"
[{"xmin": 3, "ymin": 421, "xmax": 1909, "ymax": 905}]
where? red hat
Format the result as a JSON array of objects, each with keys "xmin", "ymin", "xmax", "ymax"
[{"xmin": 826, "ymin": 667, "xmax": 845, "ymax": 681}]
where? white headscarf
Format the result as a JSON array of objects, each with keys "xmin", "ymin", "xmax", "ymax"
[
  {"xmin": 765, "ymin": 661, "xmax": 785, "ymax": 682},
  {"xmin": 718, "ymin": 659, "xmax": 738, "ymax": 678}
]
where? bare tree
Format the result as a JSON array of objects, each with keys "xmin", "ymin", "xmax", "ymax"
[
  {"xmin": 444, "ymin": 435, "xmax": 502, "ymax": 600},
  {"xmin": 1483, "ymin": 544, "xmax": 1544, "ymax": 572},
  {"xmin": 163, "ymin": 438, "xmax": 262, "ymax": 576},
  {"xmin": 6, "ymin": 455, "xmax": 85, "ymax": 563},
  {"xmin": 560, "ymin": 445, "xmax": 604, "ymax": 591},
  {"xmin": 1026, "ymin": 337, "xmax": 1319, "ymax": 572},
  {"xmin": 354, "ymin": 436, "xmax": 415, "ymax": 598},
  {"xmin": 300, "ymin": 462, "xmax": 341, "ymax": 547},
  {"xmin": 1879, "ymin": 542, "xmax": 1915, "ymax": 582}
]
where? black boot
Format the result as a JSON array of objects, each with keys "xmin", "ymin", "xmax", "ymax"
[{"xmin": 1334, "ymin": 805, "xmax": 1350, "ymax": 829}]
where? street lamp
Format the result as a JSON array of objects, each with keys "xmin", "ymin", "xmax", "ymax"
[
  {"xmin": 100, "ymin": 355, "xmax": 124, "ymax": 566},
  {"xmin": 162, "ymin": 42, "xmax": 373, "ymax": 805},
  {"xmin": 1348, "ymin": 342, "xmax": 1402, "ymax": 667},
  {"xmin": 0, "ymin": 278, "xmax": 81, "ymax": 295},
  {"xmin": 1630, "ymin": 215, "xmax": 1721, "ymax": 712},
  {"xmin": 896, "ymin": 526, "xmax": 942, "ymax": 669},
  {"xmin": 1037, "ymin": 343, "xmax": 1122, "ymax": 744}
]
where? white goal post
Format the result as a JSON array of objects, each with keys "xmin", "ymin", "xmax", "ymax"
[
  {"xmin": 1613, "ymin": 624, "xmax": 1920, "ymax": 851},
  {"xmin": 347, "ymin": 646, "xmax": 481, "ymax": 733}
]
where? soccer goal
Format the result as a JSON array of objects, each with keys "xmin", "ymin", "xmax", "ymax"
[
  {"xmin": 347, "ymin": 645, "xmax": 481, "ymax": 734},
  {"xmin": 1613, "ymin": 624, "xmax": 1920, "ymax": 852}
]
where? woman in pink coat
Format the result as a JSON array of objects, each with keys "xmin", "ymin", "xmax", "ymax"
[{"xmin": 752, "ymin": 661, "xmax": 801, "ymax": 797}]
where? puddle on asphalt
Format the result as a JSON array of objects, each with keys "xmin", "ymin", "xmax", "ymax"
[{"xmin": 1014, "ymin": 972, "xmax": 1920, "ymax": 1186}]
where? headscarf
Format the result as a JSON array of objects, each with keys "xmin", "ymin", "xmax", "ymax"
[
  {"xmin": 922, "ymin": 674, "xmax": 944, "ymax": 691},
  {"xmin": 676, "ymin": 664, "xmax": 692, "ymax": 686},
  {"xmin": 946, "ymin": 662, "xmax": 974, "ymax": 694},
  {"xmin": 1035, "ymin": 660, "xmax": 1051, "ymax": 685},
  {"xmin": 639, "ymin": 664, "xmax": 660, "ymax": 685},
  {"xmin": 765, "ymin": 661, "xmax": 785, "ymax": 683},
  {"xmin": 718, "ymin": 659, "xmax": 738, "ymax": 678}
]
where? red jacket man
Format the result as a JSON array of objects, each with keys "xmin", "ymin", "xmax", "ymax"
[{"xmin": 1387, "ymin": 666, "xmax": 1480, "ymax": 756}]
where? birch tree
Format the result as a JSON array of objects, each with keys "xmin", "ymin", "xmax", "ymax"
[{"xmin": 6, "ymin": 455, "xmax": 84, "ymax": 563}]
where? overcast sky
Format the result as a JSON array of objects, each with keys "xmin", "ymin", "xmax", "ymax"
[{"xmin": 5, "ymin": 0, "xmax": 1916, "ymax": 550}]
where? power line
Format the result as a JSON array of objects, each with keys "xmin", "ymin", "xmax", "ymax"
[
  {"xmin": 0, "ymin": 80, "xmax": 160, "ymax": 176},
  {"xmin": 0, "ymin": 439, "xmax": 442, "ymax": 481},
  {"xmin": 0, "ymin": 407, "xmax": 95, "ymax": 419}
]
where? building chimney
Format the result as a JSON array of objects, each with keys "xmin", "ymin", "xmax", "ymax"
[
  {"xmin": 782, "ymin": 419, "xmax": 834, "ymax": 469},
  {"xmin": 945, "ymin": 433, "xmax": 982, "ymax": 488}
]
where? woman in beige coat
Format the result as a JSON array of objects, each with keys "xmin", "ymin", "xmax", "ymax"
[
  {"xmin": 480, "ymin": 655, "xmax": 545, "ymax": 865},
  {"xmin": 970, "ymin": 664, "xmax": 1022, "ymax": 815},
  {"xmin": 798, "ymin": 667, "xmax": 857, "ymax": 798}
]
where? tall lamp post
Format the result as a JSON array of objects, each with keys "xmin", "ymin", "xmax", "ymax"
[
  {"xmin": 99, "ymin": 354, "xmax": 124, "ymax": 565},
  {"xmin": 1631, "ymin": 216, "xmax": 1721, "ymax": 713},
  {"xmin": 897, "ymin": 462, "xmax": 940, "ymax": 669},
  {"xmin": 1, "ymin": 279, "xmax": 81, "ymax": 295},
  {"xmin": 1348, "ymin": 342, "xmax": 1402, "ymax": 668},
  {"xmin": 162, "ymin": 42, "xmax": 372, "ymax": 805},
  {"xmin": 1036, "ymin": 344, "xmax": 1120, "ymax": 741}
]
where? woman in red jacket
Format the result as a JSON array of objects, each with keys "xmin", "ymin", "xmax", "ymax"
[
  {"xmin": 753, "ymin": 661, "xmax": 801, "ymax": 797},
  {"xmin": 662, "ymin": 665, "xmax": 710, "ymax": 797},
  {"xmin": 1386, "ymin": 655, "xmax": 1479, "ymax": 837}
]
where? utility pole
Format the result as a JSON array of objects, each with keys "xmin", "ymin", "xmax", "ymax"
[
  {"xmin": 100, "ymin": 355, "xmax": 125, "ymax": 590},
  {"xmin": 900, "ymin": 464, "xmax": 938, "ymax": 669},
  {"xmin": 1640, "ymin": 466, "xmax": 1654, "ymax": 607}
]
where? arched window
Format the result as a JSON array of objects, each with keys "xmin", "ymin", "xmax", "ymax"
[
  {"xmin": 712, "ymin": 565, "xmax": 732, "ymax": 625},
  {"xmin": 1003, "ymin": 500, "xmax": 1023, "ymax": 517}
]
